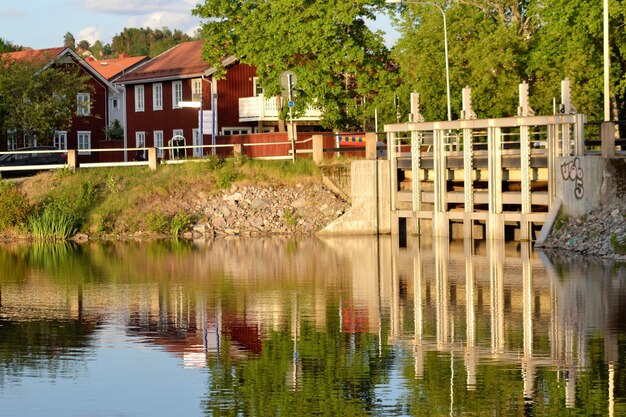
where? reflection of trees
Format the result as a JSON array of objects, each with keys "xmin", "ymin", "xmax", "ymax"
[
  {"xmin": 202, "ymin": 316, "xmax": 395, "ymax": 416},
  {"xmin": 0, "ymin": 318, "xmax": 98, "ymax": 385}
]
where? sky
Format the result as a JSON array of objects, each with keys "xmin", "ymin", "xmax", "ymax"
[{"xmin": 0, "ymin": 0, "xmax": 398, "ymax": 50}]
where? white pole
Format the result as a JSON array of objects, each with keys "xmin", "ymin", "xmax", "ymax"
[{"xmin": 604, "ymin": 0, "xmax": 610, "ymax": 121}]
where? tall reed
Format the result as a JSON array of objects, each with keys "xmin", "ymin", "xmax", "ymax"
[{"xmin": 29, "ymin": 209, "xmax": 78, "ymax": 240}]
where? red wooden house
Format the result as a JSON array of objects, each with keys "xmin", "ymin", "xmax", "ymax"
[
  {"xmin": 2, "ymin": 47, "xmax": 119, "ymax": 162},
  {"xmin": 115, "ymin": 40, "xmax": 323, "ymax": 160}
]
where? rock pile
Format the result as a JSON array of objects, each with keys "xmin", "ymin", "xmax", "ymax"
[
  {"xmin": 540, "ymin": 202, "xmax": 626, "ymax": 261},
  {"xmin": 186, "ymin": 183, "xmax": 350, "ymax": 237}
]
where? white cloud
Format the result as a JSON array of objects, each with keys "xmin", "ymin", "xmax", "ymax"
[
  {"xmin": 82, "ymin": 0, "xmax": 197, "ymax": 15},
  {"xmin": 77, "ymin": 26, "xmax": 102, "ymax": 46},
  {"xmin": 0, "ymin": 7, "xmax": 23, "ymax": 17}
]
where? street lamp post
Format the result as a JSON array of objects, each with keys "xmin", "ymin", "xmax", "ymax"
[{"xmin": 387, "ymin": 0, "xmax": 452, "ymax": 121}]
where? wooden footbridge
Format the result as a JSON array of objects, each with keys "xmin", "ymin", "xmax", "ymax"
[{"xmin": 383, "ymin": 83, "xmax": 598, "ymax": 240}]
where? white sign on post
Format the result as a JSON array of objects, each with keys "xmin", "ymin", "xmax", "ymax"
[{"xmin": 200, "ymin": 110, "xmax": 213, "ymax": 135}]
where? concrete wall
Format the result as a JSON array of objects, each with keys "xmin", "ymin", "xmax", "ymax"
[
  {"xmin": 319, "ymin": 160, "xmax": 391, "ymax": 235},
  {"xmin": 557, "ymin": 156, "xmax": 626, "ymax": 217},
  {"xmin": 320, "ymin": 163, "xmax": 352, "ymax": 201}
]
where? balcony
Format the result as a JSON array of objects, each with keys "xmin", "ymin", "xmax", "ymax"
[{"xmin": 239, "ymin": 94, "xmax": 322, "ymax": 123}]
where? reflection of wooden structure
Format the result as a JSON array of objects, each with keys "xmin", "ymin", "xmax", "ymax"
[{"xmin": 0, "ymin": 237, "xmax": 621, "ymax": 413}]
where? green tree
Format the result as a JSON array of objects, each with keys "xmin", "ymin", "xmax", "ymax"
[
  {"xmin": 193, "ymin": 0, "xmax": 399, "ymax": 130},
  {"xmin": 0, "ymin": 37, "xmax": 21, "ymax": 53},
  {"xmin": 111, "ymin": 27, "xmax": 193, "ymax": 58},
  {"xmin": 391, "ymin": 1, "xmax": 532, "ymax": 121},
  {"xmin": 527, "ymin": 0, "xmax": 626, "ymax": 123},
  {"xmin": 0, "ymin": 55, "xmax": 90, "ymax": 146},
  {"xmin": 77, "ymin": 40, "xmax": 91, "ymax": 51},
  {"xmin": 63, "ymin": 32, "xmax": 76, "ymax": 49}
]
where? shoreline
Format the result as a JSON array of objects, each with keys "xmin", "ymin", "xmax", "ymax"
[{"xmin": 538, "ymin": 202, "xmax": 626, "ymax": 262}]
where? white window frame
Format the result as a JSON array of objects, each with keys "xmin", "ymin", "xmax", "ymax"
[
  {"xmin": 192, "ymin": 79, "xmax": 202, "ymax": 101},
  {"xmin": 77, "ymin": 93, "xmax": 90, "ymax": 116},
  {"xmin": 154, "ymin": 130, "xmax": 164, "ymax": 158},
  {"xmin": 135, "ymin": 85, "xmax": 145, "ymax": 112},
  {"xmin": 221, "ymin": 127, "xmax": 252, "ymax": 136},
  {"xmin": 77, "ymin": 131, "xmax": 91, "ymax": 155},
  {"xmin": 253, "ymin": 77, "xmax": 264, "ymax": 96},
  {"xmin": 111, "ymin": 97, "xmax": 120, "ymax": 110},
  {"xmin": 172, "ymin": 81, "xmax": 182, "ymax": 109},
  {"xmin": 53, "ymin": 131, "xmax": 68, "ymax": 150},
  {"xmin": 153, "ymin": 83, "xmax": 163, "ymax": 111},
  {"xmin": 136, "ymin": 131, "xmax": 146, "ymax": 160},
  {"xmin": 172, "ymin": 129, "xmax": 184, "ymax": 141}
]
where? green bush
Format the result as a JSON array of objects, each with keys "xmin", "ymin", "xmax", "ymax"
[
  {"xmin": 0, "ymin": 181, "xmax": 31, "ymax": 231},
  {"xmin": 611, "ymin": 234, "xmax": 626, "ymax": 255},
  {"xmin": 145, "ymin": 210, "xmax": 170, "ymax": 234},
  {"xmin": 170, "ymin": 212, "xmax": 195, "ymax": 235},
  {"xmin": 216, "ymin": 170, "xmax": 237, "ymax": 189}
]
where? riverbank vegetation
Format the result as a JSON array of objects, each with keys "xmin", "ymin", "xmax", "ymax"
[{"xmin": 0, "ymin": 156, "xmax": 322, "ymax": 241}]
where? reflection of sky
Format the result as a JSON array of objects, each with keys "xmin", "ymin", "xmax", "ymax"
[{"xmin": 0, "ymin": 324, "xmax": 208, "ymax": 417}]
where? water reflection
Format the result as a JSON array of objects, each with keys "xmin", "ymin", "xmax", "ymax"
[{"xmin": 0, "ymin": 238, "xmax": 624, "ymax": 416}]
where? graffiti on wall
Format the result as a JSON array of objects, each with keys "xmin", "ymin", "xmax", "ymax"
[{"xmin": 561, "ymin": 157, "xmax": 584, "ymax": 199}]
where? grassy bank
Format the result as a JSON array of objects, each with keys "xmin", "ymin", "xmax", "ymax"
[{"xmin": 2, "ymin": 156, "xmax": 322, "ymax": 240}]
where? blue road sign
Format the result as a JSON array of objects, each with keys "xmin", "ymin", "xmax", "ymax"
[{"xmin": 288, "ymin": 100, "xmax": 294, "ymax": 108}]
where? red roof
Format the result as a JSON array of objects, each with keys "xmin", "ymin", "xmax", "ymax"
[
  {"xmin": 116, "ymin": 40, "xmax": 210, "ymax": 83},
  {"xmin": 86, "ymin": 55, "xmax": 149, "ymax": 80},
  {"xmin": 2, "ymin": 47, "xmax": 66, "ymax": 64}
]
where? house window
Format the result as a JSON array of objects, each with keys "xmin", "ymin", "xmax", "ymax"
[
  {"xmin": 221, "ymin": 127, "xmax": 252, "ymax": 136},
  {"xmin": 111, "ymin": 98, "xmax": 120, "ymax": 110},
  {"xmin": 171, "ymin": 129, "xmax": 185, "ymax": 159},
  {"xmin": 53, "ymin": 131, "xmax": 67, "ymax": 150},
  {"xmin": 135, "ymin": 85, "xmax": 145, "ymax": 112},
  {"xmin": 77, "ymin": 93, "xmax": 90, "ymax": 116},
  {"xmin": 154, "ymin": 130, "xmax": 164, "ymax": 158},
  {"xmin": 24, "ymin": 132, "xmax": 37, "ymax": 148},
  {"xmin": 172, "ymin": 81, "xmax": 182, "ymax": 109},
  {"xmin": 77, "ymin": 131, "xmax": 91, "ymax": 155},
  {"xmin": 253, "ymin": 77, "xmax": 264, "ymax": 96},
  {"xmin": 153, "ymin": 83, "xmax": 163, "ymax": 111},
  {"xmin": 6, "ymin": 130, "xmax": 16, "ymax": 150},
  {"xmin": 192, "ymin": 79, "xmax": 202, "ymax": 101},
  {"xmin": 135, "ymin": 131, "xmax": 146, "ymax": 160}
]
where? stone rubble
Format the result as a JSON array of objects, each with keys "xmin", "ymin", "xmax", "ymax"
[
  {"xmin": 183, "ymin": 183, "xmax": 350, "ymax": 238},
  {"xmin": 540, "ymin": 202, "xmax": 626, "ymax": 261}
]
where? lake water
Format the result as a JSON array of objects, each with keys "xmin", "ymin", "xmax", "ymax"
[{"xmin": 0, "ymin": 236, "xmax": 624, "ymax": 417}]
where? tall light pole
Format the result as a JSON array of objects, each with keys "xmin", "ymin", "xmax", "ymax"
[
  {"xmin": 387, "ymin": 0, "xmax": 452, "ymax": 121},
  {"xmin": 603, "ymin": 0, "xmax": 610, "ymax": 121}
]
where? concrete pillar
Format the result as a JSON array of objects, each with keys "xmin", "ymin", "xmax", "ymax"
[
  {"xmin": 67, "ymin": 149, "xmax": 78, "ymax": 171},
  {"xmin": 148, "ymin": 147, "xmax": 158, "ymax": 171},
  {"xmin": 233, "ymin": 144, "xmax": 243, "ymax": 157},
  {"xmin": 312, "ymin": 135, "xmax": 324, "ymax": 165},
  {"xmin": 365, "ymin": 132, "xmax": 377, "ymax": 160},
  {"xmin": 601, "ymin": 121, "xmax": 616, "ymax": 158}
]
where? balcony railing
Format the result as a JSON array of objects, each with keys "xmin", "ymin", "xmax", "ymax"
[{"xmin": 239, "ymin": 94, "xmax": 322, "ymax": 122}]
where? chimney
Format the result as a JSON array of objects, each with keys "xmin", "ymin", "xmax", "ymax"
[{"xmin": 118, "ymin": 53, "xmax": 128, "ymax": 59}]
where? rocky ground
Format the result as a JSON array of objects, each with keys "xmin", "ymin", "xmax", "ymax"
[
  {"xmin": 539, "ymin": 202, "xmax": 626, "ymax": 261},
  {"xmin": 182, "ymin": 182, "xmax": 350, "ymax": 238}
]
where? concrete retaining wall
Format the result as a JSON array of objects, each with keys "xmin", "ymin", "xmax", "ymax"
[
  {"xmin": 319, "ymin": 160, "xmax": 391, "ymax": 235},
  {"xmin": 557, "ymin": 156, "xmax": 626, "ymax": 217}
]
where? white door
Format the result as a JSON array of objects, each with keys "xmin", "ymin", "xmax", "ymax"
[{"xmin": 192, "ymin": 128, "xmax": 202, "ymax": 157}]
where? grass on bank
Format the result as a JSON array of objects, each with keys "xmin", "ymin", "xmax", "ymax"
[{"xmin": 1, "ymin": 156, "xmax": 321, "ymax": 240}]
